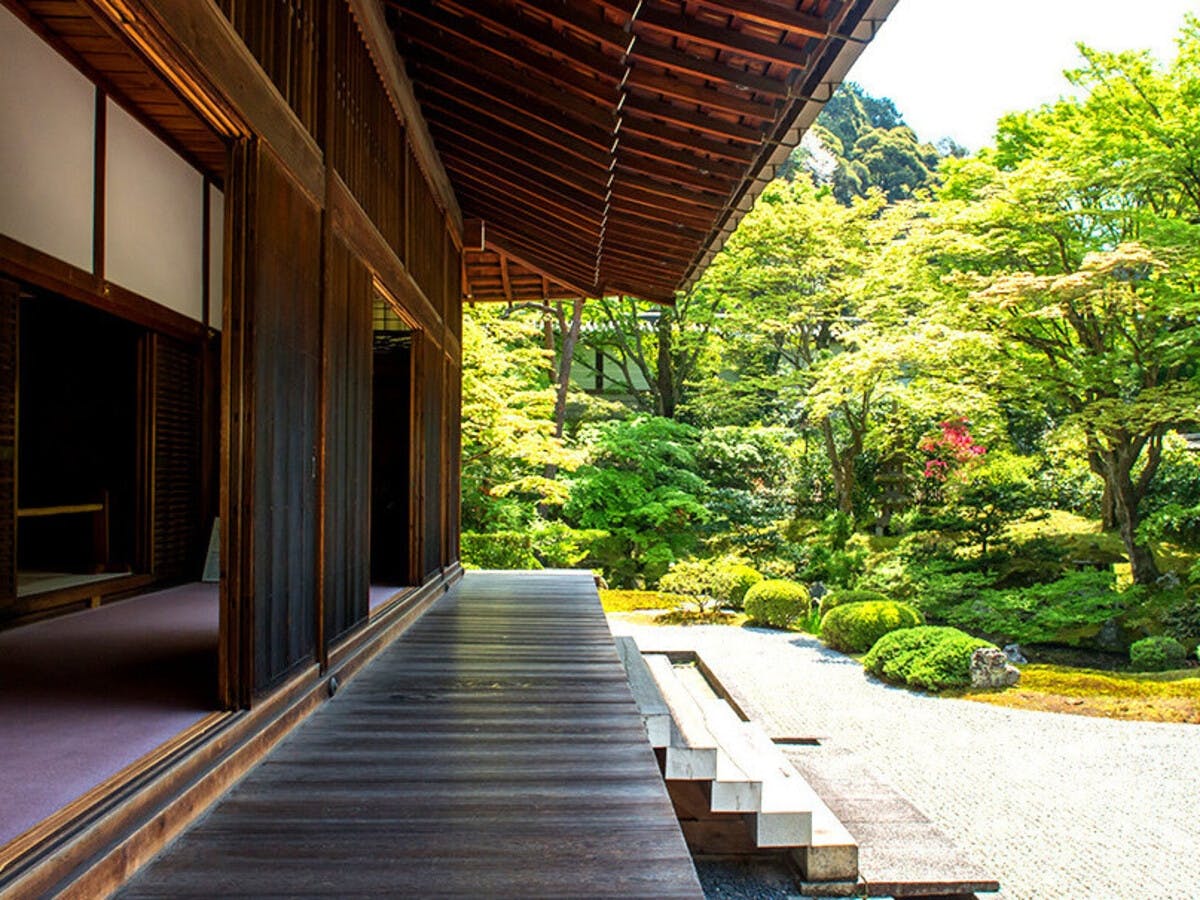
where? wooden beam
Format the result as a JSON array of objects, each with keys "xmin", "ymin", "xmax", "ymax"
[
  {"xmin": 422, "ymin": 95, "xmax": 611, "ymax": 171},
  {"xmin": 398, "ymin": 7, "xmax": 620, "ymax": 105},
  {"xmin": 635, "ymin": 7, "xmax": 812, "ymax": 69},
  {"xmin": 482, "ymin": 229, "xmax": 597, "ymax": 299},
  {"xmin": 413, "ymin": 75, "xmax": 611, "ymax": 158},
  {"xmin": 694, "ymin": 0, "xmax": 831, "ymax": 39},
  {"xmin": 614, "ymin": 157, "xmax": 736, "ymax": 195},
  {"xmin": 626, "ymin": 66, "xmax": 779, "ymax": 120},
  {"xmin": 621, "ymin": 118, "xmax": 758, "ymax": 164},
  {"xmin": 623, "ymin": 94, "xmax": 765, "ymax": 144},
  {"xmin": 430, "ymin": 0, "xmax": 624, "ymax": 81},
  {"xmin": 630, "ymin": 40, "xmax": 793, "ymax": 98},
  {"xmin": 428, "ymin": 116, "xmax": 610, "ymax": 197},
  {"xmin": 443, "ymin": 160, "xmax": 603, "ymax": 234},
  {"xmin": 506, "ymin": 0, "xmax": 634, "ymax": 53},
  {"xmin": 401, "ymin": 38, "xmax": 616, "ymax": 132},
  {"xmin": 618, "ymin": 133, "xmax": 746, "ymax": 179}
]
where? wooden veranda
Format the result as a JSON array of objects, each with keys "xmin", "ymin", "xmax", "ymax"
[{"xmin": 117, "ymin": 571, "xmax": 703, "ymax": 898}]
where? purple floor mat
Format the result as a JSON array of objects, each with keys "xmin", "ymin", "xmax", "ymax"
[
  {"xmin": 369, "ymin": 584, "xmax": 406, "ymax": 612},
  {"xmin": 0, "ymin": 583, "xmax": 219, "ymax": 848}
]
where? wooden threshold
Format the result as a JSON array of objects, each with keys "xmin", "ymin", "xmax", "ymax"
[
  {"xmin": 3, "ymin": 574, "xmax": 159, "ymax": 626},
  {"xmin": 0, "ymin": 568, "xmax": 458, "ymax": 899}
]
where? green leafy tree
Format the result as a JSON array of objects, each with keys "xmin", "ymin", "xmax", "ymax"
[
  {"xmin": 968, "ymin": 244, "xmax": 1200, "ymax": 582},
  {"xmin": 460, "ymin": 307, "xmax": 583, "ymax": 531},
  {"xmin": 940, "ymin": 453, "xmax": 1041, "ymax": 556},
  {"xmin": 563, "ymin": 417, "xmax": 709, "ymax": 586}
]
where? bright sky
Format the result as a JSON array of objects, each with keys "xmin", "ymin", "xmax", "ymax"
[{"xmin": 848, "ymin": 0, "xmax": 1197, "ymax": 150}]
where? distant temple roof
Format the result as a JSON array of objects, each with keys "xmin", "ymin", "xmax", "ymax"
[{"xmin": 385, "ymin": 0, "xmax": 899, "ymax": 304}]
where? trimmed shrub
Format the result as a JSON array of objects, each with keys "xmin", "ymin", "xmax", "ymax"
[
  {"xmin": 820, "ymin": 600, "xmax": 923, "ymax": 654},
  {"xmin": 864, "ymin": 626, "xmax": 996, "ymax": 691},
  {"xmin": 744, "ymin": 579, "xmax": 811, "ymax": 629},
  {"xmin": 722, "ymin": 563, "xmax": 764, "ymax": 609},
  {"xmin": 820, "ymin": 588, "xmax": 888, "ymax": 614},
  {"xmin": 1129, "ymin": 635, "xmax": 1187, "ymax": 672},
  {"xmin": 460, "ymin": 531, "xmax": 541, "ymax": 570}
]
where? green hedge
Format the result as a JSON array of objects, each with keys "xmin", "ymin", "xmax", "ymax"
[
  {"xmin": 820, "ymin": 588, "xmax": 888, "ymax": 614},
  {"xmin": 744, "ymin": 579, "xmax": 810, "ymax": 629},
  {"xmin": 1129, "ymin": 635, "xmax": 1187, "ymax": 672},
  {"xmin": 863, "ymin": 626, "xmax": 996, "ymax": 691},
  {"xmin": 723, "ymin": 564, "xmax": 764, "ymax": 609},
  {"xmin": 820, "ymin": 600, "xmax": 923, "ymax": 653},
  {"xmin": 460, "ymin": 531, "xmax": 541, "ymax": 570}
]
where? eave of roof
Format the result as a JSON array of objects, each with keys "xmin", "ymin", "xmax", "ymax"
[{"xmin": 384, "ymin": 0, "xmax": 900, "ymax": 304}]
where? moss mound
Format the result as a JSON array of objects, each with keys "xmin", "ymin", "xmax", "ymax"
[
  {"xmin": 820, "ymin": 600, "xmax": 923, "ymax": 653},
  {"xmin": 744, "ymin": 579, "xmax": 810, "ymax": 629},
  {"xmin": 820, "ymin": 588, "xmax": 888, "ymax": 614},
  {"xmin": 863, "ymin": 625, "xmax": 996, "ymax": 691},
  {"xmin": 1129, "ymin": 635, "xmax": 1188, "ymax": 672}
]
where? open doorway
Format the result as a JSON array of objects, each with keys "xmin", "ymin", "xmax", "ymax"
[
  {"xmin": 17, "ymin": 293, "xmax": 140, "ymax": 598},
  {"xmin": 369, "ymin": 293, "xmax": 414, "ymax": 609},
  {"xmin": 0, "ymin": 284, "xmax": 221, "ymax": 852}
]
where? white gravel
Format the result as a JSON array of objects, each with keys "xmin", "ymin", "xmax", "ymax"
[{"xmin": 608, "ymin": 618, "xmax": 1200, "ymax": 900}]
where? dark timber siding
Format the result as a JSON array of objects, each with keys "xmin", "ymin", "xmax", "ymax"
[
  {"xmin": 322, "ymin": 237, "xmax": 371, "ymax": 645},
  {"xmin": 422, "ymin": 339, "xmax": 443, "ymax": 580},
  {"xmin": 246, "ymin": 143, "xmax": 322, "ymax": 692},
  {"xmin": 118, "ymin": 571, "xmax": 704, "ymax": 899}
]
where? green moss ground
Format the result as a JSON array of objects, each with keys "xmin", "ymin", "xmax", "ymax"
[{"xmin": 956, "ymin": 663, "xmax": 1200, "ymax": 723}]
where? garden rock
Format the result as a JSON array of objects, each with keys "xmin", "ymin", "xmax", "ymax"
[
  {"xmin": 969, "ymin": 647, "xmax": 1020, "ymax": 688},
  {"xmin": 1003, "ymin": 643, "xmax": 1028, "ymax": 664}
]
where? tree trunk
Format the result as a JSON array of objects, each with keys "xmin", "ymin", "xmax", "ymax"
[
  {"xmin": 655, "ymin": 311, "xmax": 676, "ymax": 419},
  {"xmin": 1089, "ymin": 451, "xmax": 1117, "ymax": 530},
  {"xmin": 820, "ymin": 419, "xmax": 856, "ymax": 517},
  {"xmin": 1097, "ymin": 447, "xmax": 1160, "ymax": 585},
  {"xmin": 543, "ymin": 298, "xmax": 585, "ymax": 484}
]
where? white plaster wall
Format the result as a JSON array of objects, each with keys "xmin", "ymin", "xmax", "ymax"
[
  {"xmin": 208, "ymin": 186, "xmax": 224, "ymax": 331},
  {"xmin": 105, "ymin": 98, "xmax": 204, "ymax": 322},
  {"xmin": 0, "ymin": 5, "xmax": 95, "ymax": 272}
]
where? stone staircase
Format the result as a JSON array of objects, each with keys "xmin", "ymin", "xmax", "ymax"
[
  {"xmin": 616, "ymin": 635, "xmax": 1002, "ymax": 899},
  {"xmin": 615, "ymin": 636, "xmax": 858, "ymax": 895}
]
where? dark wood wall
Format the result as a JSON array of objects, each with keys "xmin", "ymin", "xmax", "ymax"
[
  {"xmin": 225, "ymin": 142, "xmax": 323, "ymax": 695},
  {"xmin": 322, "ymin": 236, "xmax": 372, "ymax": 647},
  {"xmin": 209, "ymin": 1, "xmax": 463, "ymax": 700}
]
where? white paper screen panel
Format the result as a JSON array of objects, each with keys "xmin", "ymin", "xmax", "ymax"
[
  {"xmin": 105, "ymin": 98, "xmax": 204, "ymax": 322},
  {"xmin": 0, "ymin": 5, "xmax": 95, "ymax": 272},
  {"xmin": 208, "ymin": 186, "xmax": 225, "ymax": 331}
]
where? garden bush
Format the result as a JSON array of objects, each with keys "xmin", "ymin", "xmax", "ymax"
[
  {"xmin": 863, "ymin": 626, "xmax": 996, "ymax": 691},
  {"xmin": 529, "ymin": 522, "xmax": 609, "ymax": 568},
  {"xmin": 820, "ymin": 588, "xmax": 888, "ymax": 614},
  {"xmin": 743, "ymin": 579, "xmax": 811, "ymax": 629},
  {"xmin": 820, "ymin": 600, "xmax": 923, "ymax": 653},
  {"xmin": 721, "ymin": 563, "xmax": 764, "ymax": 609},
  {"xmin": 460, "ymin": 531, "xmax": 541, "ymax": 570},
  {"xmin": 1129, "ymin": 635, "xmax": 1187, "ymax": 672}
]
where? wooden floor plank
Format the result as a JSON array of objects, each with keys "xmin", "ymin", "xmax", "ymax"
[{"xmin": 118, "ymin": 571, "xmax": 702, "ymax": 898}]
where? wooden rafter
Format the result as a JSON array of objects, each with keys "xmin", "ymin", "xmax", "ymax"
[{"xmin": 382, "ymin": 0, "xmax": 896, "ymax": 304}]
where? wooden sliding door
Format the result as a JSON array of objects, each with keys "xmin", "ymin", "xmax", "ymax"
[{"xmin": 223, "ymin": 140, "xmax": 321, "ymax": 703}]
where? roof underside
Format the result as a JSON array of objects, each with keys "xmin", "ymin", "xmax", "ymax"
[{"xmin": 384, "ymin": 0, "xmax": 896, "ymax": 304}]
